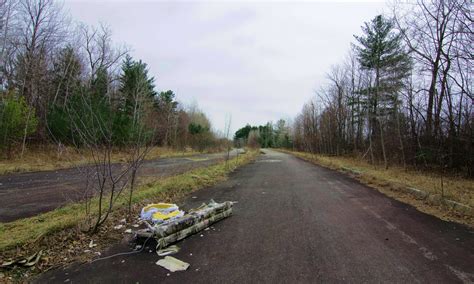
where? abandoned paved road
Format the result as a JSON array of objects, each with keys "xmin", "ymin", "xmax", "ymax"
[
  {"xmin": 0, "ymin": 151, "xmax": 241, "ymax": 222},
  {"xmin": 37, "ymin": 150, "xmax": 474, "ymax": 283}
]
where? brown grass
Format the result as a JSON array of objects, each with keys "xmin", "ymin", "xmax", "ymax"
[
  {"xmin": 0, "ymin": 145, "xmax": 201, "ymax": 175},
  {"xmin": 0, "ymin": 150, "xmax": 259, "ymax": 281},
  {"xmin": 279, "ymin": 149, "xmax": 473, "ymax": 226}
]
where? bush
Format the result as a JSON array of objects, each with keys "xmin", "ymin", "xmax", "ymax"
[
  {"xmin": 0, "ymin": 92, "xmax": 38, "ymax": 157},
  {"xmin": 48, "ymin": 93, "xmax": 153, "ymax": 147},
  {"xmin": 48, "ymin": 94, "xmax": 115, "ymax": 145}
]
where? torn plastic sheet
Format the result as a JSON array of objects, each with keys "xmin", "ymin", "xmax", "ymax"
[
  {"xmin": 156, "ymin": 256, "xmax": 190, "ymax": 272},
  {"xmin": 157, "ymin": 245, "xmax": 180, "ymax": 256},
  {"xmin": 0, "ymin": 250, "xmax": 42, "ymax": 268}
]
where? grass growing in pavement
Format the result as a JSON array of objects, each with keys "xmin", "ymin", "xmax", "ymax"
[
  {"xmin": 0, "ymin": 145, "xmax": 204, "ymax": 175},
  {"xmin": 0, "ymin": 150, "xmax": 257, "ymax": 252}
]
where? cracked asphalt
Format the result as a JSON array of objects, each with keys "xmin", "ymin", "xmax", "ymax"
[{"xmin": 36, "ymin": 149, "xmax": 474, "ymax": 283}]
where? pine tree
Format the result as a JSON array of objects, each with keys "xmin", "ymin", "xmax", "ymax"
[
  {"xmin": 116, "ymin": 55, "xmax": 157, "ymax": 145},
  {"xmin": 119, "ymin": 55, "xmax": 156, "ymax": 117},
  {"xmin": 157, "ymin": 90, "xmax": 178, "ymax": 146},
  {"xmin": 354, "ymin": 15, "xmax": 411, "ymax": 168},
  {"xmin": 91, "ymin": 67, "xmax": 109, "ymax": 97}
]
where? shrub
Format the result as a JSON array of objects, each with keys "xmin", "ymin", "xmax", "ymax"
[{"xmin": 0, "ymin": 92, "xmax": 38, "ymax": 157}]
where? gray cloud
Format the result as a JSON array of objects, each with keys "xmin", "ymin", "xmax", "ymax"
[{"xmin": 65, "ymin": 0, "xmax": 386, "ymax": 134}]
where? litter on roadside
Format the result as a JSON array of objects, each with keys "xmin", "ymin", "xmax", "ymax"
[
  {"xmin": 157, "ymin": 245, "xmax": 180, "ymax": 256},
  {"xmin": 136, "ymin": 200, "xmax": 233, "ymax": 250},
  {"xmin": 156, "ymin": 256, "xmax": 190, "ymax": 272},
  {"xmin": 0, "ymin": 250, "xmax": 42, "ymax": 268},
  {"xmin": 140, "ymin": 203, "xmax": 184, "ymax": 224}
]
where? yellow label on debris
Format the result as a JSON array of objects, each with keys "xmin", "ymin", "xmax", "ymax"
[
  {"xmin": 152, "ymin": 210, "xmax": 182, "ymax": 221},
  {"xmin": 143, "ymin": 203, "xmax": 177, "ymax": 213}
]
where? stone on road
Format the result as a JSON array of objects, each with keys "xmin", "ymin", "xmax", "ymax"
[{"xmin": 37, "ymin": 150, "xmax": 474, "ymax": 283}]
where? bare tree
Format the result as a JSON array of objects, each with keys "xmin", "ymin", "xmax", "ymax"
[
  {"xmin": 394, "ymin": 0, "xmax": 467, "ymax": 139},
  {"xmin": 0, "ymin": 0, "xmax": 19, "ymax": 89},
  {"xmin": 224, "ymin": 114, "xmax": 232, "ymax": 166},
  {"xmin": 12, "ymin": 0, "xmax": 66, "ymax": 155},
  {"xmin": 78, "ymin": 23, "xmax": 128, "ymax": 88}
]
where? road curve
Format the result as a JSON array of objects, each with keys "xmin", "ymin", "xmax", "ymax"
[{"xmin": 37, "ymin": 149, "xmax": 474, "ymax": 283}]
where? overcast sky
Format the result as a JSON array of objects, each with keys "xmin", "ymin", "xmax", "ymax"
[{"xmin": 65, "ymin": 0, "xmax": 387, "ymax": 134}]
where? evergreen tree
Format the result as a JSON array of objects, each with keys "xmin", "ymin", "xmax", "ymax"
[
  {"xmin": 234, "ymin": 124, "xmax": 253, "ymax": 141},
  {"xmin": 91, "ymin": 67, "xmax": 109, "ymax": 97},
  {"xmin": 157, "ymin": 90, "xmax": 178, "ymax": 110},
  {"xmin": 258, "ymin": 123, "xmax": 274, "ymax": 148},
  {"xmin": 156, "ymin": 90, "xmax": 178, "ymax": 146},
  {"xmin": 354, "ymin": 15, "xmax": 411, "ymax": 168},
  {"xmin": 119, "ymin": 55, "xmax": 156, "ymax": 116},
  {"xmin": 354, "ymin": 15, "xmax": 411, "ymax": 119},
  {"xmin": 116, "ymin": 55, "xmax": 157, "ymax": 145},
  {"xmin": 274, "ymin": 119, "xmax": 291, "ymax": 148}
]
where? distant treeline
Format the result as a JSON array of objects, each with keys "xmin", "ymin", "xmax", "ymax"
[
  {"xmin": 0, "ymin": 0, "xmax": 225, "ymax": 158},
  {"xmin": 234, "ymin": 120, "xmax": 291, "ymax": 149}
]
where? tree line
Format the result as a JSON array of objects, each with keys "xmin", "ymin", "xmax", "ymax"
[
  {"xmin": 234, "ymin": 120, "xmax": 292, "ymax": 149},
  {"xmin": 292, "ymin": 0, "xmax": 472, "ymax": 176},
  {"xmin": 237, "ymin": 0, "xmax": 472, "ymax": 176},
  {"xmin": 0, "ymin": 0, "xmax": 222, "ymax": 158}
]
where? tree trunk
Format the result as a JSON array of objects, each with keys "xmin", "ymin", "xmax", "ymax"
[
  {"xmin": 20, "ymin": 106, "xmax": 33, "ymax": 158},
  {"xmin": 396, "ymin": 104, "xmax": 406, "ymax": 170},
  {"xmin": 379, "ymin": 119, "xmax": 388, "ymax": 169}
]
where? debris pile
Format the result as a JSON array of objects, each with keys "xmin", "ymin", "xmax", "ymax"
[
  {"xmin": 136, "ymin": 199, "xmax": 233, "ymax": 273},
  {"xmin": 137, "ymin": 200, "xmax": 232, "ymax": 249}
]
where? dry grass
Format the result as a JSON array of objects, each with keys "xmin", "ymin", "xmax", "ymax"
[
  {"xmin": 0, "ymin": 145, "xmax": 201, "ymax": 175},
  {"xmin": 283, "ymin": 150, "xmax": 473, "ymax": 206},
  {"xmin": 0, "ymin": 149, "xmax": 258, "ymax": 281},
  {"xmin": 278, "ymin": 150, "xmax": 473, "ymax": 228},
  {"xmin": 0, "ymin": 150, "xmax": 258, "ymax": 252}
]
